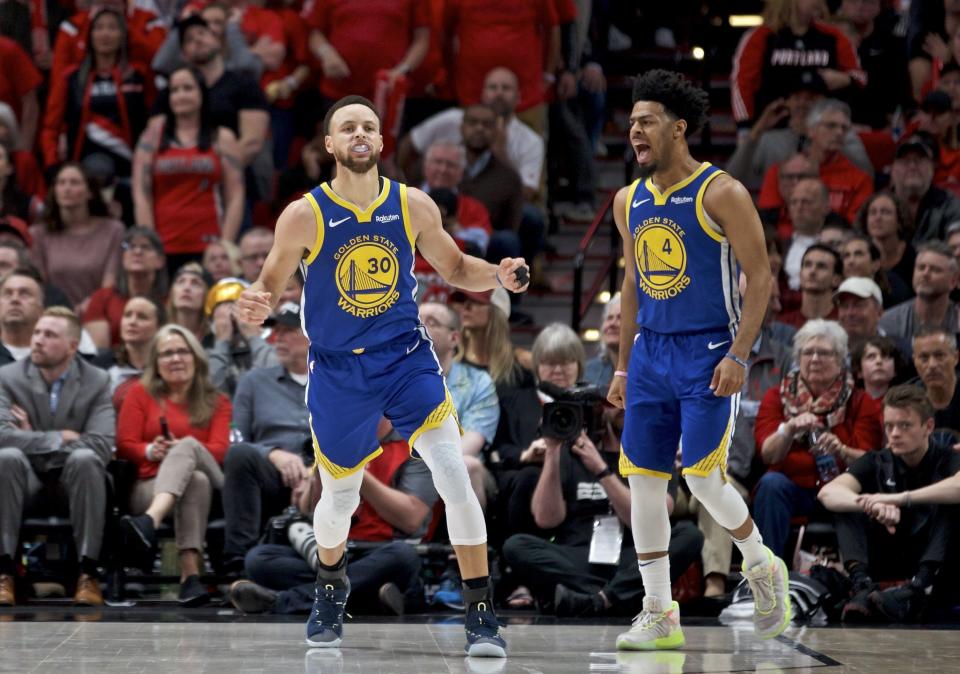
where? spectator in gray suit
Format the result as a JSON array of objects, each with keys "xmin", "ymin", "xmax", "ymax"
[{"xmin": 0, "ymin": 307, "xmax": 116, "ymax": 607}]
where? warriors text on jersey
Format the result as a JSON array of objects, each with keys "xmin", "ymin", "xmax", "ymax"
[
  {"xmin": 300, "ymin": 177, "xmax": 420, "ymax": 353},
  {"xmin": 626, "ymin": 162, "xmax": 741, "ymax": 337}
]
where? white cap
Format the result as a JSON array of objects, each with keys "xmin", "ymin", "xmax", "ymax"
[{"xmin": 834, "ymin": 276, "xmax": 882, "ymax": 305}]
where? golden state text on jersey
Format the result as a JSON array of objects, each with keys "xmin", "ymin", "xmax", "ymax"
[
  {"xmin": 299, "ymin": 177, "xmax": 420, "ymax": 352},
  {"xmin": 626, "ymin": 162, "xmax": 741, "ymax": 336}
]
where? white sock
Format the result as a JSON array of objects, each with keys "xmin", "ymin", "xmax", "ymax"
[
  {"xmin": 638, "ymin": 555, "xmax": 672, "ymax": 610},
  {"xmin": 733, "ymin": 524, "xmax": 768, "ymax": 569}
]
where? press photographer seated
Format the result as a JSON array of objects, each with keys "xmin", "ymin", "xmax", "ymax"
[
  {"xmin": 818, "ymin": 385, "xmax": 960, "ymax": 623},
  {"xmin": 227, "ymin": 418, "xmax": 438, "ymax": 616},
  {"xmin": 501, "ymin": 324, "xmax": 703, "ymax": 616}
]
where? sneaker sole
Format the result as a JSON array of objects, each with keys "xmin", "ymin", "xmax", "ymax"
[
  {"xmin": 616, "ymin": 628, "xmax": 685, "ymax": 651},
  {"xmin": 756, "ymin": 556, "xmax": 792, "ymax": 640},
  {"xmin": 305, "ymin": 636, "xmax": 343, "ymax": 648},
  {"xmin": 466, "ymin": 642, "xmax": 506, "ymax": 657}
]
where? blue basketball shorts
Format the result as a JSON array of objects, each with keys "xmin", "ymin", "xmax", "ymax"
[
  {"xmin": 619, "ymin": 327, "xmax": 740, "ymax": 480},
  {"xmin": 306, "ymin": 326, "xmax": 457, "ymax": 479}
]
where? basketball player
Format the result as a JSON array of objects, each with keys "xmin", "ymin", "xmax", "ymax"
[
  {"xmin": 607, "ymin": 70, "xmax": 791, "ymax": 650},
  {"xmin": 236, "ymin": 96, "xmax": 527, "ymax": 657}
]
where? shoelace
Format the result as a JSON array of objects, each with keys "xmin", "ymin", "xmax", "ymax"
[
  {"xmin": 629, "ymin": 607, "xmax": 663, "ymax": 630},
  {"xmin": 313, "ymin": 584, "xmax": 348, "ymax": 627},
  {"xmin": 467, "ymin": 602, "xmax": 502, "ymax": 637},
  {"xmin": 746, "ymin": 565, "xmax": 776, "ymax": 615}
]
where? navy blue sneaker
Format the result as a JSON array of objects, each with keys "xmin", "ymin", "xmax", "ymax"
[
  {"xmin": 305, "ymin": 577, "xmax": 350, "ymax": 648},
  {"xmin": 464, "ymin": 600, "xmax": 507, "ymax": 657}
]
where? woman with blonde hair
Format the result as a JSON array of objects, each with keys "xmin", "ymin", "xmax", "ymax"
[{"xmin": 117, "ymin": 323, "xmax": 232, "ymax": 606}]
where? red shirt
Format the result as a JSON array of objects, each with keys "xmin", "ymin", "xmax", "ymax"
[
  {"xmin": 306, "ymin": 0, "xmax": 429, "ymax": 101},
  {"xmin": 458, "ymin": 194, "xmax": 492, "ymax": 234},
  {"xmin": 151, "ymin": 142, "xmax": 224, "ymax": 254},
  {"xmin": 51, "ymin": 8, "xmax": 165, "ymax": 82},
  {"xmin": 13, "ymin": 150, "xmax": 45, "ymax": 200},
  {"xmin": 758, "ymin": 153, "xmax": 873, "ymax": 224},
  {"xmin": 82, "ymin": 287, "xmax": 128, "ymax": 347},
  {"xmin": 409, "ymin": 0, "xmax": 447, "ymax": 98},
  {"xmin": 116, "ymin": 381, "xmax": 232, "ymax": 480},
  {"xmin": 0, "ymin": 36, "xmax": 42, "ymax": 118},
  {"xmin": 775, "ymin": 305, "xmax": 839, "ymax": 329},
  {"xmin": 444, "ymin": 0, "xmax": 558, "ymax": 112},
  {"xmin": 266, "ymin": 7, "xmax": 312, "ymax": 109},
  {"xmin": 754, "ymin": 385, "xmax": 883, "ymax": 490}
]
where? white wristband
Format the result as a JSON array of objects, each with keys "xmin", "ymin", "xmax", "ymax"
[
  {"xmin": 776, "ymin": 422, "xmax": 793, "ymax": 440},
  {"xmin": 145, "ymin": 443, "xmax": 155, "ymax": 462}
]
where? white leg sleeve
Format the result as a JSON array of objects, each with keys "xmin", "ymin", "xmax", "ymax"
[
  {"xmin": 684, "ymin": 467, "xmax": 749, "ymax": 531},
  {"xmin": 413, "ymin": 415, "xmax": 487, "ymax": 546},
  {"xmin": 628, "ymin": 474, "xmax": 672, "ymax": 554},
  {"xmin": 312, "ymin": 465, "xmax": 363, "ymax": 549}
]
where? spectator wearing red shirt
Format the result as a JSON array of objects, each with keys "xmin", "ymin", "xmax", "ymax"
[
  {"xmin": 41, "ymin": 8, "xmax": 154, "ymax": 184},
  {"xmin": 0, "ymin": 36, "xmax": 42, "ymax": 153},
  {"xmin": 754, "ymin": 319, "xmax": 883, "ymax": 558},
  {"xmin": 731, "ymin": 0, "xmax": 864, "ymax": 126},
  {"xmin": 758, "ymin": 99, "xmax": 873, "ymax": 225},
  {"xmin": 0, "ymin": 105, "xmax": 46, "ymax": 205},
  {"xmin": 51, "ymin": 0, "xmax": 165, "ymax": 82},
  {"xmin": 910, "ymin": 90, "xmax": 960, "ymax": 194},
  {"xmin": 262, "ymin": 0, "xmax": 311, "ymax": 168},
  {"xmin": 443, "ymin": 0, "xmax": 559, "ymax": 134},
  {"xmin": 83, "ymin": 227, "xmax": 168, "ymax": 350},
  {"xmin": 777, "ymin": 244, "xmax": 843, "ymax": 329},
  {"xmin": 118, "ymin": 324, "xmax": 232, "ymax": 606},
  {"xmin": 132, "ymin": 65, "xmax": 245, "ymax": 271},
  {"xmin": 306, "ymin": 0, "xmax": 430, "ymax": 103},
  {"xmin": 421, "ymin": 141, "xmax": 492, "ymax": 238}
]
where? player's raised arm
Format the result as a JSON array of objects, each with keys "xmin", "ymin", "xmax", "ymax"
[
  {"xmin": 236, "ymin": 198, "xmax": 317, "ymax": 325},
  {"xmin": 407, "ymin": 187, "xmax": 530, "ymax": 293},
  {"xmin": 702, "ymin": 174, "xmax": 772, "ymax": 396},
  {"xmin": 608, "ymin": 186, "xmax": 637, "ymax": 410}
]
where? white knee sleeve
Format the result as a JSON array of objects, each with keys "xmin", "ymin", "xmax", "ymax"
[
  {"xmin": 413, "ymin": 415, "xmax": 486, "ymax": 546},
  {"xmin": 313, "ymin": 467, "xmax": 362, "ymax": 549},
  {"xmin": 684, "ymin": 468, "xmax": 748, "ymax": 531},
  {"xmin": 628, "ymin": 474, "xmax": 672, "ymax": 554}
]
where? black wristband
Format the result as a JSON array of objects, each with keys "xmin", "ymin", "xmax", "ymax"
[{"xmin": 595, "ymin": 467, "xmax": 614, "ymax": 480}]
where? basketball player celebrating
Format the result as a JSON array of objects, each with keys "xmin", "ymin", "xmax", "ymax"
[
  {"xmin": 236, "ymin": 96, "xmax": 527, "ymax": 657},
  {"xmin": 608, "ymin": 70, "xmax": 791, "ymax": 650}
]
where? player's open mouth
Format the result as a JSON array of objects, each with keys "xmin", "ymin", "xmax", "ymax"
[{"xmin": 634, "ymin": 143, "xmax": 652, "ymax": 163}]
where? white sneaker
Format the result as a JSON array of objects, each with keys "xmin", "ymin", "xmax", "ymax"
[
  {"xmin": 742, "ymin": 547, "xmax": 792, "ymax": 639},
  {"xmin": 615, "ymin": 596, "xmax": 685, "ymax": 651}
]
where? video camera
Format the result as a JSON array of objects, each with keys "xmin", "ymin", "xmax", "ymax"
[{"xmin": 539, "ymin": 381, "xmax": 608, "ymax": 443}]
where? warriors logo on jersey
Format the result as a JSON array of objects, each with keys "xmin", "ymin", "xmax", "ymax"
[
  {"xmin": 633, "ymin": 217, "xmax": 691, "ymax": 300},
  {"xmin": 333, "ymin": 234, "xmax": 402, "ymax": 318}
]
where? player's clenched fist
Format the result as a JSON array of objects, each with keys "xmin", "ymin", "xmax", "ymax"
[
  {"xmin": 236, "ymin": 288, "xmax": 273, "ymax": 325},
  {"xmin": 607, "ymin": 375, "xmax": 626, "ymax": 409}
]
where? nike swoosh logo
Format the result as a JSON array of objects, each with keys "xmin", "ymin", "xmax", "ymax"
[
  {"xmin": 328, "ymin": 216, "xmax": 351, "ymax": 228},
  {"xmin": 633, "ymin": 198, "xmax": 650, "ymax": 207},
  {"xmin": 707, "ymin": 340, "xmax": 730, "ymax": 350},
  {"xmin": 406, "ymin": 341, "xmax": 419, "ymax": 355}
]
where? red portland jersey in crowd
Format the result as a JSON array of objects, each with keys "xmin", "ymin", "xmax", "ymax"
[{"xmin": 152, "ymin": 143, "xmax": 223, "ymax": 254}]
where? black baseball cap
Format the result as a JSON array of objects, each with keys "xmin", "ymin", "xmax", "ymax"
[
  {"xmin": 895, "ymin": 133, "xmax": 938, "ymax": 162},
  {"xmin": 178, "ymin": 14, "xmax": 210, "ymax": 46},
  {"xmin": 264, "ymin": 302, "xmax": 302, "ymax": 328},
  {"xmin": 922, "ymin": 90, "xmax": 953, "ymax": 114}
]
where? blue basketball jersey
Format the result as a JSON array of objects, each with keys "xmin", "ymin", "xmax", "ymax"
[
  {"xmin": 626, "ymin": 162, "xmax": 741, "ymax": 336},
  {"xmin": 299, "ymin": 178, "xmax": 419, "ymax": 352}
]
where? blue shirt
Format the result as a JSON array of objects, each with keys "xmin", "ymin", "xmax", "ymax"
[
  {"xmin": 446, "ymin": 361, "xmax": 500, "ymax": 443},
  {"xmin": 300, "ymin": 178, "xmax": 420, "ymax": 352},
  {"xmin": 626, "ymin": 162, "xmax": 741, "ymax": 335}
]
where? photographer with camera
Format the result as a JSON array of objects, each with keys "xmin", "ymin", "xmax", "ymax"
[
  {"xmin": 220, "ymin": 302, "xmax": 312, "ymax": 575},
  {"xmin": 227, "ymin": 417, "xmax": 438, "ymax": 616},
  {"xmin": 755, "ymin": 319, "xmax": 883, "ymax": 560},
  {"xmin": 500, "ymin": 323, "xmax": 704, "ymax": 616}
]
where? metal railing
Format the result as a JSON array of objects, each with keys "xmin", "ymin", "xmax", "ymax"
[{"xmin": 571, "ymin": 191, "xmax": 619, "ymax": 333}]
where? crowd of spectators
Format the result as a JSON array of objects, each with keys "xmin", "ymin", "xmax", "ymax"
[{"xmin": 1, "ymin": 0, "xmax": 960, "ymax": 627}]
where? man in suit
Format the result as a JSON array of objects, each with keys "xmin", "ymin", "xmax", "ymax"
[{"xmin": 0, "ymin": 307, "xmax": 116, "ymax": 606}]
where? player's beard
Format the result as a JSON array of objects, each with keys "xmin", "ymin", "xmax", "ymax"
[
  {"xmin": 335, "ymin": 145, "xmax": 381, "ymax": 174},
  {"xmin": 635, "ymin": 160, "xmax": 658, "ymax": 179}
]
